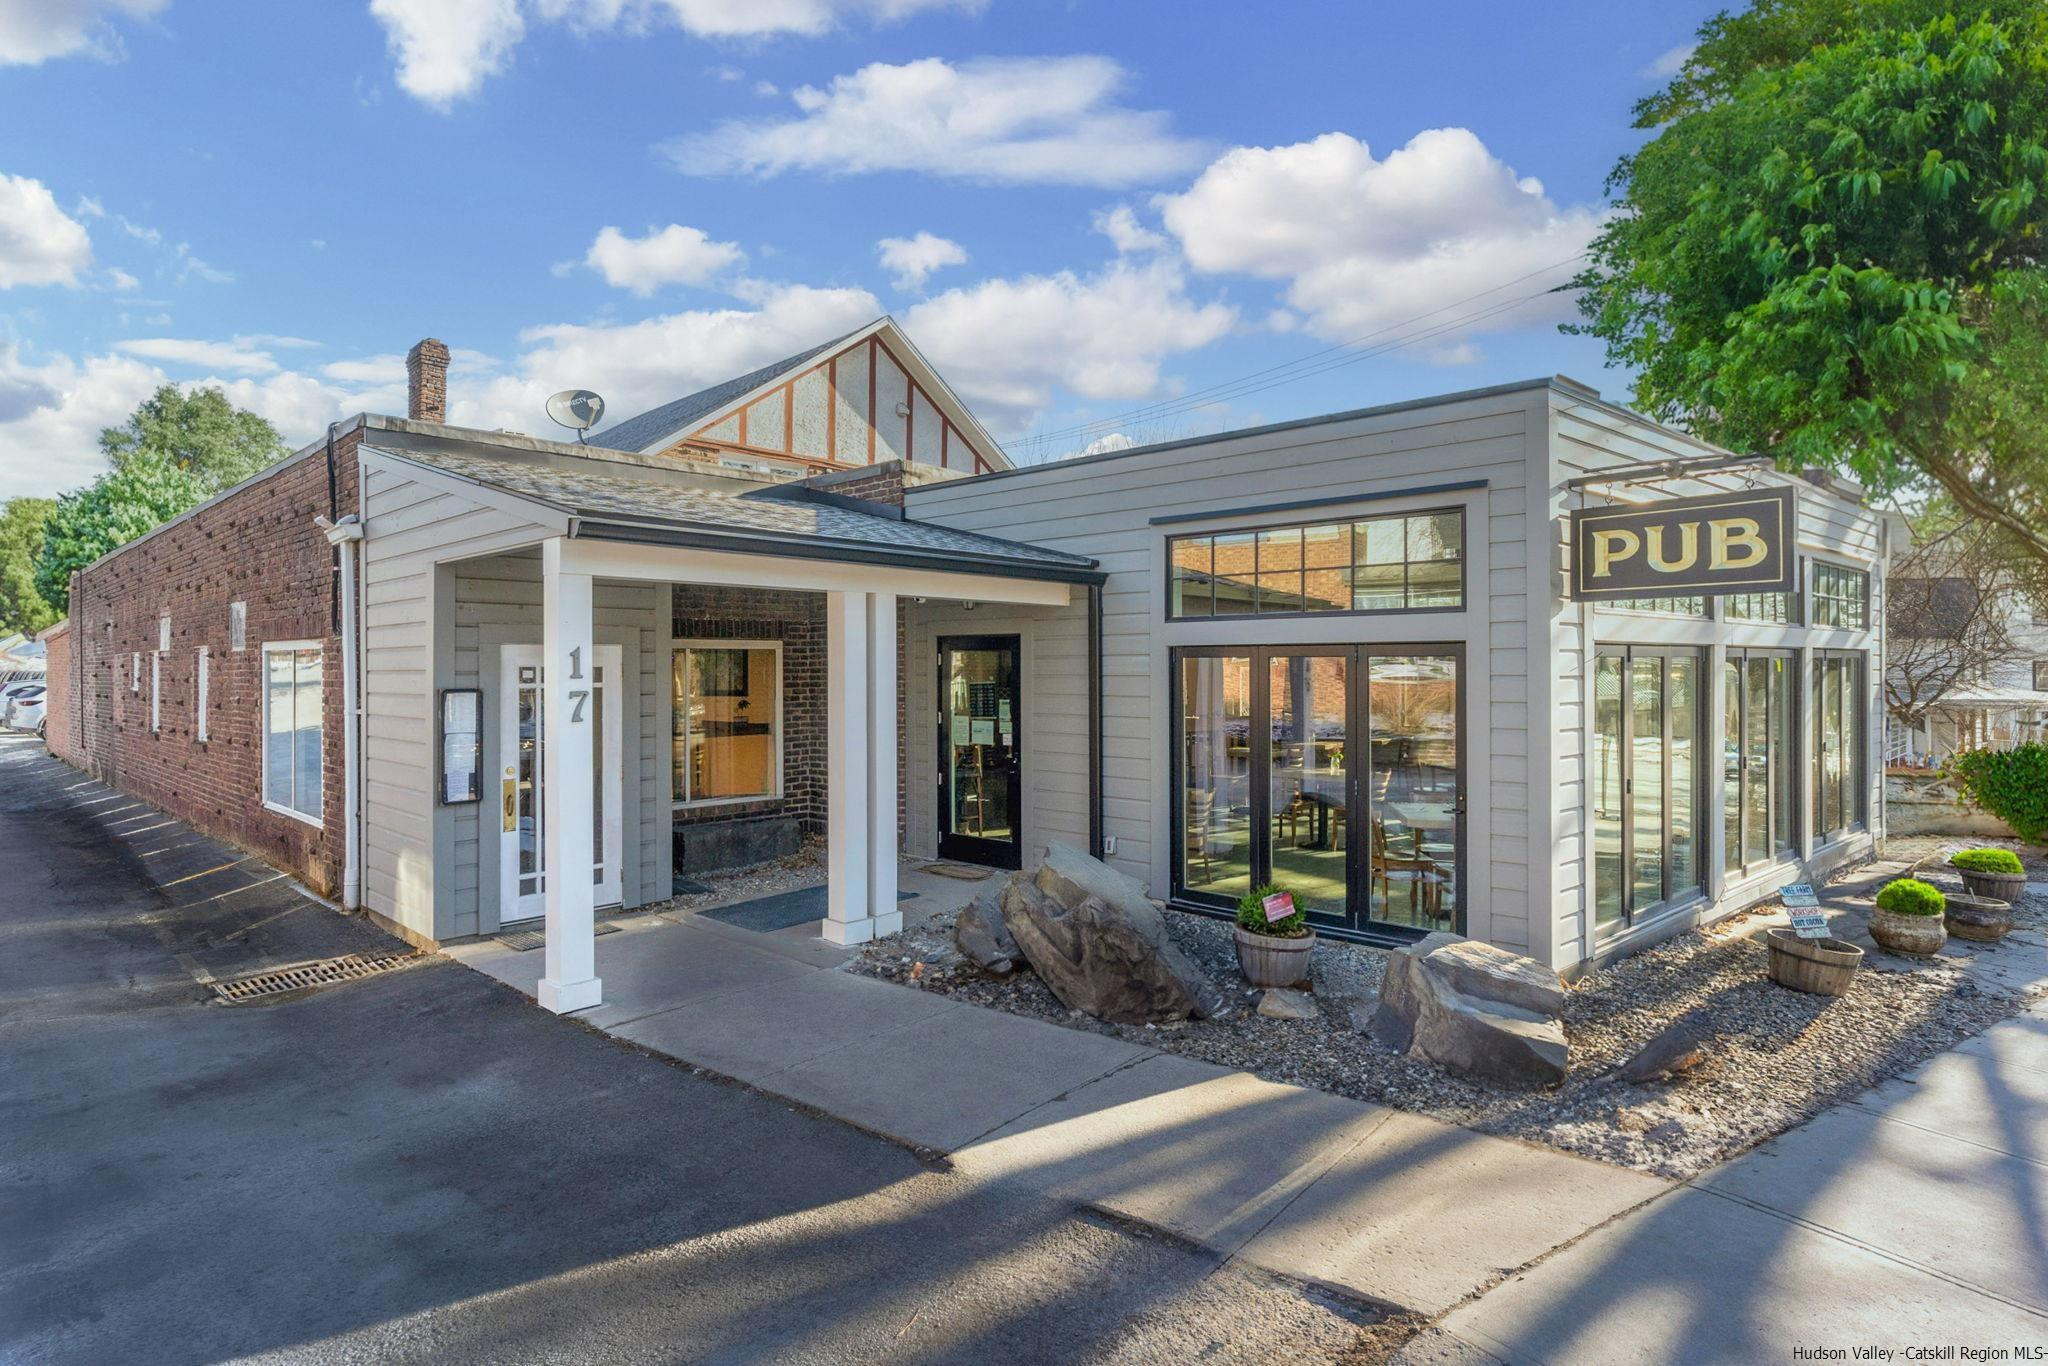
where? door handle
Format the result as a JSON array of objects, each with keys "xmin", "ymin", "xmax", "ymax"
[{"xmin": 503, "ymin": 779, "xmax": 517, "ymax": 832}]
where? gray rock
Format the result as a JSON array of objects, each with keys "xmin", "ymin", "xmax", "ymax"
[
  {"xmin": 999, "ymin": 872, "xmax": 1225, "ymax": 1023},
  {"xmin": 1619, "ymin": 1019, "xmax": 1712, "ymax": 1083},
  {"xmin": 1034, "ymin": 842, "xmax": 1168, "ymax": 945},
  {"xmin": 1422, "ymin": 937, "xmax": 1568, "ymax": 1017},
  {"xmin": 953, "ymin": 881, "xmax": 1019, "ymax": 975},
  {"xmin": 1370, "ymin": 937, "xmax": 1567, "ymax": 1089},
  {"xmin": 1257, "ymin": 987, "xmax": 1318, "ymax": 1021}
]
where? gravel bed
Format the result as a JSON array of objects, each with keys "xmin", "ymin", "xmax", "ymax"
[
  {"xmin": 850, "ymin": 860, "xmax": 2040, "ymax": 1179},
  {"xmin": 634, "ymin": 839, "xmax": 827, "ymax": 918}
]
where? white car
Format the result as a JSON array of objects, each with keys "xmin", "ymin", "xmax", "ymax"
[{"xmin": 5, "ymin": 685, "xmax": 46, "ymax": 732}]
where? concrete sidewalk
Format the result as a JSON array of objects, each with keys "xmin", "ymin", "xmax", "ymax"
[
  {"xmin": 450, "ymin": 909, "xmax": 1669, "ymax": 1316},
  {"xmin": 1436, "ymin": 998, "xmax": 2048, "ymax": 1363}
]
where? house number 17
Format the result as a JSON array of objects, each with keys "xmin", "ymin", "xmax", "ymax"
[{"xmin": 567, "ymin": 647, "xmax": 587, "ymax": 722}]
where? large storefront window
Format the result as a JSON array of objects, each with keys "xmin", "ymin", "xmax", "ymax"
[
  {"xmin": 1593, "ymin": 646, "xmax": 1703, "ymax": 935},
  {"xmin": 1174, "ymin": 645, "xmax": 1461, "ymax": 938},
  {"xmin": 1723, "ymin": 650, "xmax": 1795, "ymax": 877},
  {"xmin": 1168, "ymin": 509, "xmax": 1463, "ymax": 619},
  {"xmin": 672, "ymin": 642, "xmax": 780, "ymax": 805},
  {"xmin": 1812, "ymin": 651, "xmax": 1866, "ymax": 840}
]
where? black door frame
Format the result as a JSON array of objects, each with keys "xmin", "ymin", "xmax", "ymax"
[
  {"xmin": 1594, "ymin": 643, "xmax": 1707, "ymax": 932},
  {"xmin": 1169, "ymin": 642, "xmax": 1466, "ymax": 944},
  {"xmin": 937, "ymin": 634, "xmax": 1023, "ymax": 869}
]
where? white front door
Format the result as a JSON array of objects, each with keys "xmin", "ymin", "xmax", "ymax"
[{"xmin": 498, "ymin": 643, "xmax": 624, "ymax": 924}]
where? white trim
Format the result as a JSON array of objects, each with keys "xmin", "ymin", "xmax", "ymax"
[
  {"xmin": 558, "ymin": 538, "xmax": 1072, "ymax": 608},
  {"xmin": 259, "ymin": 639, "xmax": 325, "ymax": 827},
  {"xmin": 130, "ymin": 651, "xmax": 140, "ymax": 693},
  {"xmin": 195, "ymin": 646, "xmax": 209, "ymax": 742},
  {"xmin": 149, "ymin": 653, "xmax": 160, "ymax": 732},
  {"xmin": 670, "ymin": 638, "xmax": 784, "ymax": 808}
]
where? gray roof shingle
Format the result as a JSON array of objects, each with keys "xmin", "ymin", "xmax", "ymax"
[
  {"xmin": 365, "ymin": 444, "xmax": 1100, "ymax": 580},
  {"xmin": 589, "ymin": 331, "xmax": 857, "ymax": 454}
]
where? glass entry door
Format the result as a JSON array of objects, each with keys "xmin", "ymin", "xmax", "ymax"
[
  {"xmin": 497, "ymin": 643, "xmax": 625, "ymax": 924},
  {"xmin": 1592, "ymin": 646, "xmax": 1703, "ymax": 936},
  {"xmin": 938, "ymin": 636, "xmax": 1021, "ymax": 869},
  {"xmin": 1175, "ymin": 644, "xmax": 1463, "ymax": 938}
]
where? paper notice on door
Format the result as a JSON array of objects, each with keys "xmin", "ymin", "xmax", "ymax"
[
  {"xmin": 952, "ymin": 715, "xmax": 971, "ymax": 746},
  {"xmin": 971, "ymin": 719, "xmax": 996, "ymax": 745}
]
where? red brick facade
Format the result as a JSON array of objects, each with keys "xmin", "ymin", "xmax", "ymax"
[
  {"xmin": 39, "ymin": 620, "xmax": 75, "ymax": 763},
  {"xmin": 62, "ymin": 435, "xmax": 359, "ymax": 897}
]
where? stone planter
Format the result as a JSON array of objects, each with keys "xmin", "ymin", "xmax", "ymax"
[
  {"xmin": 1958, "ymin": 867, "xmax": 2028, "ymax": 905},
  {"xmin": 1942, "ymin": 891, "xmax": 2014, "ymax": 944},
  {"xmin": 1766, "ymin": 929, "xmax": 1863, "ymax": 996},
  {"xmin": 1868, "ymin": 908, "xmax": 1948, "ymax": 958},
  {"xmin": 1235, "ymin": 924, "xmax": 1316, "ymax": 989}
]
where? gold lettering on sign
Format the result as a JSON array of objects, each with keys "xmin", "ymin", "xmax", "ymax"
[
  {"xmin": 1589, "ymin": 528, "xmax": 1640, "ymax": 579},
  {"xmin": 1645, "ymin": 523, "xmax": 1699, "ymax": 573},
  {"xmin": 1709, "ymin": 517, "xmax": 1768, "ymax": 571}
]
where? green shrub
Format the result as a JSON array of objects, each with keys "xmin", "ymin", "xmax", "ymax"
[
  {"xmin": 1950, "ymin": 848, "xmax": 2025, "ymax": 876},
  {"xmin": 1949, "ymin": 745, "xmax": 2048, "ymax": 844},
  {"xmin": 1237, "ymin": 882, "xmax": 1308, "ymax": 937},
  {"xmin": 1874, "ymin": 878, "xmax": 1946, "ymax": 918}
]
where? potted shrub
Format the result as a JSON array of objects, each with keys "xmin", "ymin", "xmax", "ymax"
[
  {"xmin": 1950, "ymin": 848, "xmax": 2028, "ymax": 905},
  {"xmin": 1235, "ymin": 882, "xmax": 1315, "ymax": 988},
  {"xmin": 1869, "ymin": 878, "xmax": 1948, "ymax": 957}
]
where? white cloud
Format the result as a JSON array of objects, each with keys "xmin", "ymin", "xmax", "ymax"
[
  {"xmin": 104, "ymin": 266, "xmax": 139, "ymax": 291},
  {"xmin": 1644, "ymin": 42, "xmax": 1695, "ymax": 79},
  {"xmin": 904, "ymin": 257, "xmax": 1234, "ymax": 431},
  {"xmin": 1093, "ymin": 204, "xmax": 1164, "ymax": 255},
  {"xmin": 114, "ymin": 337, "xmax": 279, "ymax": 374},
  {"xmin": 670, "ymin": 56, "xmax": 1206, "ymax": 188},
  {"xmin": 876, "ymin": 231, "xmax": 966, "ymax": 291},
  {"xmin": 1079, "ymin": 432, "xmax": 1134, "ymax": 455},
  {"xmin": 369, "ymin": 0, "xmax": 525, "ymax": 109},
  {"xmin": 173, "ymin": 242, "xmax": 233, "ymax": 284},
  {"xmin": 584, "ymin": 223, "xmax": 745, "ymax": 295},
  {"xmin": 0, "ymin": 172, "xmax": 93, "ymax": 288},
  {"xmin": 0, "ymin": 0, "xmax": 165, "ymax": 67},
  {"xmin": 1158, "ymin": 129, "xmax": 1604, "ymax": 352},
  {"xmin": 375, "ymin": 0, "xmax": 980, "ymax": 108},
  {"xmin": 0, "ymin": 345, "xmax": 161, "ymax": 498},
  {"xmin": 320, "ymin": 354, "xmax": 405, "ymax": 384}
]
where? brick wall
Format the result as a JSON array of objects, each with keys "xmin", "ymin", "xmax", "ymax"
[
  {"xmin": 816, "ymin": 464, "xmax": 906, "ymax": 506},
  {"xmin": 39, "ymin": 621, "xmax": 75, "ymax": 762},
  {"xmin": 66, "ymin": 436, "xmax": 359, "ymax": 896}
]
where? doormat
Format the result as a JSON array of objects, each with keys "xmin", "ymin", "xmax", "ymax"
[
  {"xmin": 916, "ymin": 862, "xmax": 995, "ymax": 881},
  {"xmin": 495, "ymin": 921, "xmax": 624, "ymax": 953},
  {"xmin": 704, "ymin": 885, "xmax": 917, "ymax": 934}
]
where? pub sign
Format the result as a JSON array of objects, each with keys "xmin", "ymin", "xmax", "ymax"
[{"xmin": 1570, "ymin": 487, "xmax": 1796, "ymax": 601}]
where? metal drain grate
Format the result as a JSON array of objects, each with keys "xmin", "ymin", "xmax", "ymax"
[
  {"xmin": 211, "ymin": 953, "xmax": 414, "ymax": 1003},
  {"xmin": 496, "ymin": 921, "xmax": 622, "ymax": 952}
]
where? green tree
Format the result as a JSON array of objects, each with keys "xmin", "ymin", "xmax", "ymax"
[
  {"xmin": 1572, "ymin": 0, "xmax": 2048, "ymax": 576},
  {"xmin": 33, "ymin": 451, "xmax": 210, "ymax": 614},
  {"xmin": 100, "ymin": 384, "xmax": 289, "ymax": 494},
  {"xmin": 0, "ymin": 497, "xmax": 60, "ymax": 636}
]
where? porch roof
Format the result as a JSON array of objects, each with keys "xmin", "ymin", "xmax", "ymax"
[{"xmin": 365, "ymin": 443, "xmax": 1103, "ymax": 584}]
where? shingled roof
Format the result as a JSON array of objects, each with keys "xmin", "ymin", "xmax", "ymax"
[{"xmin": 588, "ymin": 331, "xmax": 855, "ymax": 455}]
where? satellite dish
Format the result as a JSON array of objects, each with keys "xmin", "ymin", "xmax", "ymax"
[{"xmin": 545, "ymin": 389, "xmax": 606, "ymax": 443}]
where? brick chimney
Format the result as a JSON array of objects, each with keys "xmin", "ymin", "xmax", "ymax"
[{"xmin": 406, "ymin": 338, "xmax": 450, "ymax": 423}]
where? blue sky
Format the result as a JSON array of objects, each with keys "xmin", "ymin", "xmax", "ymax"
[{"xmin": 0, "ymin": 0, "xmax": 1710, "ymax": 500}]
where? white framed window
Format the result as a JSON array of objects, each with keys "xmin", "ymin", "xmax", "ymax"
[
  {"xmin": 671, "ymin": 640, "xmax": 782, "ymax": 807},
  {"xmin": 149, "ymin": 653, "xmax": 160, "ymax": 733},
  {"xmin": 130, "ymin": 651, "xmax": 140, "ymax": 693},
  {"xmin": 261, "ymin": 641, "xmax": 324, "ymax": 825},
  {"xmin": 195, "ymin": 646, "xmax": 210, "ymax": 742}
]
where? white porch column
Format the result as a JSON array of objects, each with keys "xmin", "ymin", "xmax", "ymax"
[
  {"xmin": 539, "ymin": 538, "xmax": 601, "ymax": 1013},
  {"xmin": 866, "ymin": 592, "xmax": 901, "ymax": 937},
  {"xmin": 825, "ymin": 589, "xmax": 874, "ymax": 944}
]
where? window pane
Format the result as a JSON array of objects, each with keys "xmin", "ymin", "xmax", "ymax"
[
  {"xmin": 1169, "ymin": 537, "xmax": 1213, "ymax": 618},
  {"xmin": 1723, "ymin": 660, "xmax": 1742, "ymax": 875},
  {"xmin": 1408, "ymin": 512, "xmax": 1462, "ymax": 561},
  {"xmin": 1593, "ymin": 655, "xmax": 1625, "ymax": 931},
  {"xmin": 1668, "ymin": 654, "xmax": 1699, "ymax": 898},
  {"xmin": 1351, "ymin": 563, "xmax": 1404, "ymax": 612},
  {"xmin": 685, "ymin": 647, "xmax": 778, "ymax": 801},
  {"xmin": 1302, "ymin": 522, "xmax": 1350, "ymax": 568},
  {"xmin": 1256, "ymin": 570, "xmax": 1306, "ymax": 613},
  {"xmin": 1257, "ymin": 526, "xmax": 1303, "ymax": 572},
  {"xmin": 1370, "ymin": 654, "xmax": 1460, "ymax": 933},
  {"xmin": 1302, "ymin": 567, "xmax": 1348, "ymax": 612},
  {"xmin": 293, "ymin": 649, "xmax": 323, "ymax": 821},
  {"xmin": 264, "ymin": 650, "xmax": 293, "ymax": 808},
  {"xmin": 1744, "ymin": 657, "xmax": 1770, "ymax": 866},
  {"xmin": 1178, "ymin": 655, "xmax": 1252, "ymax": 900},
  {"xmin": 1406, "ymin": 560, "xmax": 1461, "ymax": 609},
  {"xmin": 1770, "ymin": 659, "xmax": 1794, "ymax": 854},
  {"xmin": 1268, "ymin": 654, "xmax": 1348, "ymax": 920},
  {"xmin": 1630, "ymin": 657, "xmax": 1664, "ymax": 909},
  {"xmin": 1212, "ymin": 533, "xmax": 1257, "ymax": 615},
  {"xmin": 670, "ymin": 651, "xmax": 689, "ymax": 802},
  {"xmin": 1357, "ymin": 518, "xmax": 1404, "ymax": 565}
]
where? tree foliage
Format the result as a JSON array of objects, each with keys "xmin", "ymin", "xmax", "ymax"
[
  {"xmin": 0, "ymin": 497, "xmax": 59, "ymax": 637},
  {"xmin": 33, "ymin": 452, "xmax": 209, "ymax": 614},
  {"xmin": 1573, "ymin": 0, "xmax": 2048, "ymax": 576},
  {"xmin": 99, "ymin": 384, "xmax": 289, "ymax": 494}
]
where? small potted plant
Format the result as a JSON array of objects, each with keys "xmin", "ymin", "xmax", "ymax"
[
  {"xmin": 1869, "ymin": 878, "xmax": 1948, "ymax": 957},
  {"xmin": 1235, "ymin": 882, "xmax": 1315, "ymax": 988},
  {"xmin": 1950, "ymin": 848, "xmax": 2028, "ymax": 905}
]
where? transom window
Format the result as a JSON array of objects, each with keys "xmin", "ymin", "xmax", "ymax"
[
  {"xmin": 1600, "ymin": 596, "xmax": 1708, "ymax": 617},
  {"xmin": 672, "ymin": 642, "xmax": 781, "ymax": 806},
  {"xmin": 1812, "ymin": 563, "xmax": 1869, "ymax": 628},
  {"xmin": 1168, "ymin": 509, "xmax": 1463, "ymax": 619},
  {"xmin": 1723, "ymin": 591, "xmax": 1796, "ymax": 624},
  {"xmin": 261, "ymin": 642, "xmax": 324, "ymax": 825}
]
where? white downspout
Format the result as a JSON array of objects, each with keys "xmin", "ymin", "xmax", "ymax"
[{"xmin": 320, "ymin": 514, "xmax": 366, "ymax": 911}]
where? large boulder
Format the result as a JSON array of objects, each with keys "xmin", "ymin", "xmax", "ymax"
[
  {"xmin": 1370, "ymin": 934, "xmax": 1568, "ymax": 1090},
  {"xmin": 1033, "ymin": 842, "xmax": 1169, "ymax": 945},
  {"xmin": 999, "ymin": 860, "xmax": 1227, "ymax": 1023},
  {"xmin": 953, "ymin": 881, "xmax": 1019, "ymax": 975}
]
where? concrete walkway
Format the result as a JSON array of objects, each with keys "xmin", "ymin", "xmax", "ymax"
[
  {"xmin": 450, "ymin": 907, "xmax": 1670, "ymax": 1316},
  {"xmin": 1435, "ymin": 997, "xmax": 2048, "ymax": 1363}
]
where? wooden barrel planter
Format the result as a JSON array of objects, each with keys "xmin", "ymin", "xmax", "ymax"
[
  {"xmin": 1943, "ymin": 892, "xmax": 2014, "ymax": 944},
  {"xmin": 1959, "ymin": 868, "xmax": 2028, "ymax": 905},
  {"xmin": 1235, "ymin": 926, "xmax": 1316, "ymax": 988},
  {"xmin": 1767, "ymin": 929, "xmax": 1863, "ymax": 996},
  {"xmin": 1869, "ymin": 907, "xmax": 1948, "ymax": 957}
]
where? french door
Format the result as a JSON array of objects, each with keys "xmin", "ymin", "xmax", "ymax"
[
  {"xmin": 1724, "ymin": 649, "xmax": 1795, "ymax": 877},
  {"xmin": 1592, "ymin": 645, "xmax": 1704, "ymax": 935},
  {"xmin": 937, "ymin": 636, "xmax": 1022, "ymax": 869},
  {"xmin": 1173, "ymin": 644, "xmax": 1464, "ymax": 939},
  {"xmin": 498, "ymin": 644, "xmax": 624, "ymax": 925}
]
